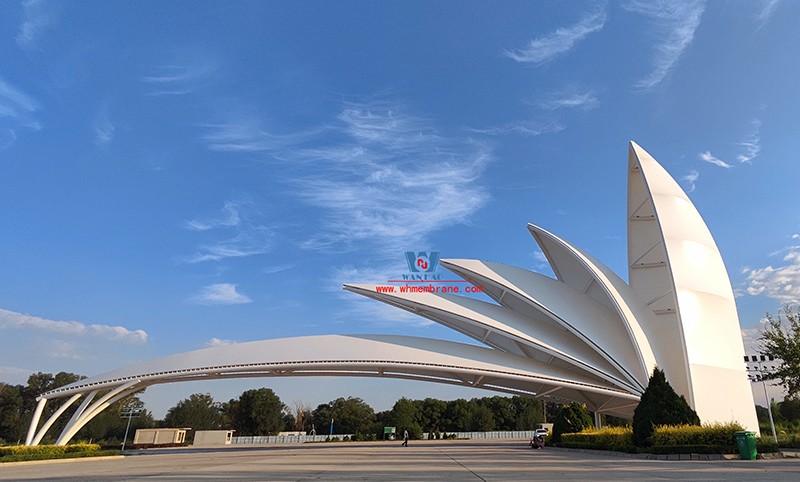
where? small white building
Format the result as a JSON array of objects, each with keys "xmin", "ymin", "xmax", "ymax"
[
  {"xmin": 193, "ymin": 430, "xmax": 235, "ymax": 446},
  {"xmin": 133, "ymin": 428, "xmax": 188, "ymax": 446}
]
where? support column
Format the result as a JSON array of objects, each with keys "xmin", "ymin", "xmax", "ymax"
[
  {"xmin": 25, "ymin": 398, "xmax": 47, "ymax": 446},
  {"xmin": 594, "ymin": 411, "xmax": 602, "ymax": 429},
  {"xmin": 31, "ymin": 394, "xmax": 82, "ymax": 446}
]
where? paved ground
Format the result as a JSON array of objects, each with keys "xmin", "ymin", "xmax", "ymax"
[{"xmin": 2, "ymin": 440, "xmax": 800, "ymax": 481}]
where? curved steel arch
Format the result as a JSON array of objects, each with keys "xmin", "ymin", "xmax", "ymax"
[{"xmin": 27, "ymin": 334, "xmax": 638, "ymax": 445}]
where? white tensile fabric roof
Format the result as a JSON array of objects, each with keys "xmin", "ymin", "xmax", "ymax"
[{"xmin": 26, "ymin": 142, "xmax": 758, "ymax": 446}]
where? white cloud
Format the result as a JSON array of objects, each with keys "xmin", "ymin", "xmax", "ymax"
[
  {"xmin": 184, "ymin": 201, "xmax": 242, "ymax": 231},
  {"xmin": 737, "ymin": 119, "xmax": 761, "ymax": 164},
  {"xmin": 0, "ymin": 76, "xmax": 39, "ymax": 114},
  {"xmin": 206, "ymin": 337, "xmax": 237, "ymax": 347},
  {"xmin": 624, "ymin": 0, "xmax": 705, "ymax": 92},
  {"xmin": 0, "ymin": 75, "xmax": 41, "ymax": 149},
  {"xmin": 263, "ymin": 264, "xmax": 293, "ymax": 275},
  {"xmin": 0, "ymin": 365, "xmax": 33, "ymax": 385},
  {"xmin": 227, "ymin": 100, "xmax": 493, "ymax": 255},
  {"xmin": 182, "ymin": 199, "xmax": 273, "ymax": 263},
  {"xmin": 16, "ymin": 0, "xmax": 57, "ymax": 49},
  {"xmin": 682, "ymin": 169, "xmax": 699, "ymax": 193},
  {"xmin": 537, "ymin": 89, "xmax": 600, "ymax": 111},
  {"xmin": 504, "ymin": 9, "xmax": 607, "ymax": 64},
  {"xmin": 191, "ymin": 283, "xmax": 253, "ymax": 305},
  {"xmin": 743, "ymin": 244, "xmax": 800, "ymax": 304},
  {"xmin": 0, "ymin": 308, "xmax": 148, "ymax": 343},
  {"xmin": 756, "ymin": 0, "xmax": 783, "ymax": 25},
  {"xmin": 470, "ymin": 121, "xmax": 565, "ymax": 137},
  {"xmin": 141, "ymin": 61, "xmax": 215, "ymax": 96},
  {"xmin": 93, "ymin": 110, "xmax": 115, "ymax": 146},
  {"xmin": 45, "ymin": 340, "xmax": 81, "ymax": 359},
  {"xmin": 698, "ymin": 151, "xmax": 732, "ymax": 169}
]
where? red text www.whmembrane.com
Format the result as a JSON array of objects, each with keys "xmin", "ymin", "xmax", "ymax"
[{"xmin": 375, "ymin": 284, "xmax": 484, "ymax": 294}]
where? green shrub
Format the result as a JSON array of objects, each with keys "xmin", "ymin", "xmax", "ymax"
[
  {"xmin": 648, "ymin": 444, "xmax": 733, "ymax": 454},
  {"xmin": 776, "ymin": 433, "xmax": 800, "ymax": 448},
  {"xmin": 633, "ymin": 368, "xmax": 700, "ymax": 446},
  {"xmin": 652, "ymin": 423, "xmax": 742, "ymax": 448},
  {"xmin": 552, "ymin": 402, "xmax": 593, "ymax": 442},
  {"xmin": 0, "ymin": 444, "xmax": 104, "ymax": 462},
  {"xmin": 560, "ymin": 427, "xmax": 633, "ymax": 450},
  {"xmin": 757, "ymin": 438, "xmax": 779, "ymax": 453}
]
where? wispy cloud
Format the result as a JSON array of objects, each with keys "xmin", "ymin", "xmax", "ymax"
[
  {"xmin": 16, "ymin": 0, "xmax": 57, "ymax": 49},
  {"xmin": 0, "ymin": 75, "xmax": 41, "ymax": 148},
  {"xmin": 698, "ymin": 151, "xmax": 732, "ymax": 168},
  {"xmin": 469, "ymin": 121, "xmax": 565, "ymax": 137},
  {"xmin": 743, "ymin": 240, "xmax": 800, "ymax": 304},
  {"xmin": 756, "ymin": 0, "xmax": 783, "ymax": 25},
  {"xmin": 182, "ymin": 199, "xmax": 273, "ymax": 263},
  {"xmin": 205, "ymin": 337, "xmax": 238, "ymax": 347},
  {"xmin": 0, "ymin": 308, "xmax": 148, "ymax": 343},
  {"xmin": 682, "ymin": 169, "xmax": 699, "ymax": 193},
  {"xmin": 536, "ymin": 88, "xmax": 600, "ymax": 111},
  {"xmin": 141, "ymin": 61, "xmax": 215, "ymax": 96},
  {"xmin": 0, "ymin": 365, "xmax": 33, "ymax": 385},
  {"xmin": 290, "ymin": 102, "xmax": 491, "ymax": 254},
  {"xmin": 737, "ymin": 119, "xmax": 761, "ymax": 164},
  {"xmin": 263, "ymin": 264, "xmax": 293, "ymax": 275},
  {"xmin": 93, "ymin": 109, "xmax": 115, "ymax": 146},
  {"xmin": 624, "ymin": 0, "xmax": 705, "ymax": 92},
  {"xmin": 0, "ymin": 76, "xmax": 39, "ymax": 114},
  {"xmin": 190, "ymin": 283, "xmax": 253, "ymax": 305},
  {"xmin": 184, "ymin": 201, "xmax": 241, "ymax": 231},
  {"xmin": 201, "ymin": 117, "xmax": 324, "ymax": 152},
  {"xmin": 504, "ymin": 9, "xmax": 607, "ymax": 64}
]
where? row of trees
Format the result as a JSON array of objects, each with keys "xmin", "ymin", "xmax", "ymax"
[{"xmin": 161, "ymin": 391, "xmax": 553, "ymax": 439}]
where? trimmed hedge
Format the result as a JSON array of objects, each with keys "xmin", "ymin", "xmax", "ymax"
[
  {"xmin": 776, "ymin": 433, "xmax": 800, "ymax": 448},
  {"xmin": 652, "ymin": 423, "xmax": 743, "ymax": 448},
  {"xmin": 558, "ymin": 424, "xmax": 768, "ymax": 454},
  {"xmin": 560, "ymin": 427, "xmax": 634, "ymax": 451},
  {"xmin": 0, "ymin": 443, "xmax": 101, "ymax": 458}
]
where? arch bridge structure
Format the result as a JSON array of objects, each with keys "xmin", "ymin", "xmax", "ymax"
[{"xmin": 26, "ymin": 142, "xmax": 758, "ymax": 446}]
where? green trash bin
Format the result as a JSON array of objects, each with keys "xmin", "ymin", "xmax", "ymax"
[{"xmin": 734, "ymin": 431, "xmax": 757, "ymax": 460}]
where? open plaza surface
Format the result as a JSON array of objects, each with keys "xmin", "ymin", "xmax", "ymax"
[{"xmin": 2, "ymin": 440, "xmax": 800, "ymax": 482}]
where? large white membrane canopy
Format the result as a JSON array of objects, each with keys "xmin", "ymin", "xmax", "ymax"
[{"xmin": 25, "ymin": 142, "xmax": 758, "ymax": 446}]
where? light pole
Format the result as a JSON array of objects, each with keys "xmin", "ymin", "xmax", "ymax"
[
  {"xmin": 745, "ymin": 354, "xmax": 778, "ymax": 443},
  {"xmin": 120, "ymin": 402, "xmax": 143, "ymax": 451}
]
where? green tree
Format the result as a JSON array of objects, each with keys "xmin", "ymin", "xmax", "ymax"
[
  {"xmin": 632, "ymin": 367, "xmax": 700, "ymax": 446},
  {"xmin": 443, "ymin": 398, "xmax": 471, "ymax": 432},
  {"xmin": 780, "ymin": 397, "xmax": 800, "ymax": 422},
  {"xmin": 164, "ymin": 393, "xmax": 226, "ymax": 430},
  {"xmin": 759, "ymin": 306, "xmax": 800, "ymax": 398},
  {"xmin": 388, "ymin": 397, "xmax": 421, "ymax": 437},
  {"xmin": 470, "ymin": 404, "xmax": 495, "ymax": 431},
  {"xmin": 511, "ymin": 396, "xmax": 543, "ymax": 431},
  {"xmin": 0, "ymin": 383, "xmax": 25, "ymax": 444},
  {"xmin": 418, "ymin": 398, "xmax": 446, "ymax": 433},
  {"xmin": 552, "ymin": 402, "xmax": 593, "ymax": 442},
  {"xmin": 312, "ymin": 397, "xmax": 376, "ymax": 437},
  {"xmin": 482, "ymin": 396, "xmax": 515, "ymax": 430},
  {"xmin": 229, "ymin": 388, "xmax": 286, "ymax": 436}
]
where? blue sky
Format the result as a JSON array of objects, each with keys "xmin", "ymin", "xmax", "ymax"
[{"xmin": 1, "ymin": 1, "xmax": 799, "ymax": 415}]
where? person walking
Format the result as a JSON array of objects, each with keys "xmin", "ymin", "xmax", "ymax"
[{"xmin": 402, "ymin": 428, "xmax": 409, "ymax": 447}]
